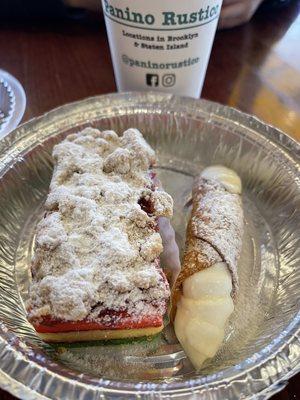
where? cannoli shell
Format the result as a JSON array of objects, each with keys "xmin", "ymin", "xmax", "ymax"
[{"xmin": 172, "ymin": 176, "xmax": 243, "ymax": 314}]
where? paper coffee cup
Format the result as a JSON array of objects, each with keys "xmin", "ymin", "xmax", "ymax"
[{"xmin": 102, "ymin": 0, "xmax": 222, "ymax": 98}]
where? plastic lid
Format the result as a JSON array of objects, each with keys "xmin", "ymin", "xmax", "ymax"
[{"xmin": 0, "ymin": 69, "xmax": 26, "ymax": 139}]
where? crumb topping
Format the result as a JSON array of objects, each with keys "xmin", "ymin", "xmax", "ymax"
[{"xmin": 28, "ymin": 128, "xmax": 172, "ymax": 323}]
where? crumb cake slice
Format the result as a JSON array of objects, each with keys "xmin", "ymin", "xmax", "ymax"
[{"xmin": 27, "ymin": 127, "xmax": 173, "ymax": 342}]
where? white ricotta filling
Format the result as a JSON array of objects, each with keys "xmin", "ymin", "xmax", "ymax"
[
  {"xmin": 174, "ymin": 263, "xmax": 234, "ymax": 369},
  {"xmin": 201, "ymin": 165, "xmax": 241, "ymax": 194}
]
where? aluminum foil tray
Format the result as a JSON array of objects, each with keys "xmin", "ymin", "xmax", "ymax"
[{"xmin": 0, "ymin": 92, "xmax": 299, "ymax": 399}]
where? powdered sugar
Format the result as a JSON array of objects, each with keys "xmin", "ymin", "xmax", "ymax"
[
  {"xmin": 191, "ymin": 177, "xmax": 244, "ymax": 293},
  {"xmin": 28, "ymin": 127, "xmax": 172, "ymax": 323}
]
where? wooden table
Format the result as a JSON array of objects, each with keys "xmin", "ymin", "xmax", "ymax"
[{"xmin": 0, "ymin": 1, "xmax": 299, "ymax": 398}]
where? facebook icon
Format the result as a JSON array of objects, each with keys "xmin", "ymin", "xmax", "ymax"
[{"xmin": 146, "ymin": 74, "xmax": 159, "ymax": 87}]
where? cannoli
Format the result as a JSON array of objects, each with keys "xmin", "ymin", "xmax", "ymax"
[{"xmin": 173, "ymin": 165, "xmax": 243, "ymax": 369}]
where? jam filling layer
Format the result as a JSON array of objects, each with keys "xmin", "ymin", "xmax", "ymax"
[{"xmin": 34, "ymin": 310, "xmax": 163, "ymax": 333}]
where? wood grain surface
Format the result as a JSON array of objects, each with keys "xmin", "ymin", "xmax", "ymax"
[{"xmin": 0, "ymin": 1, "xmax": 299, "ymax": 398}]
